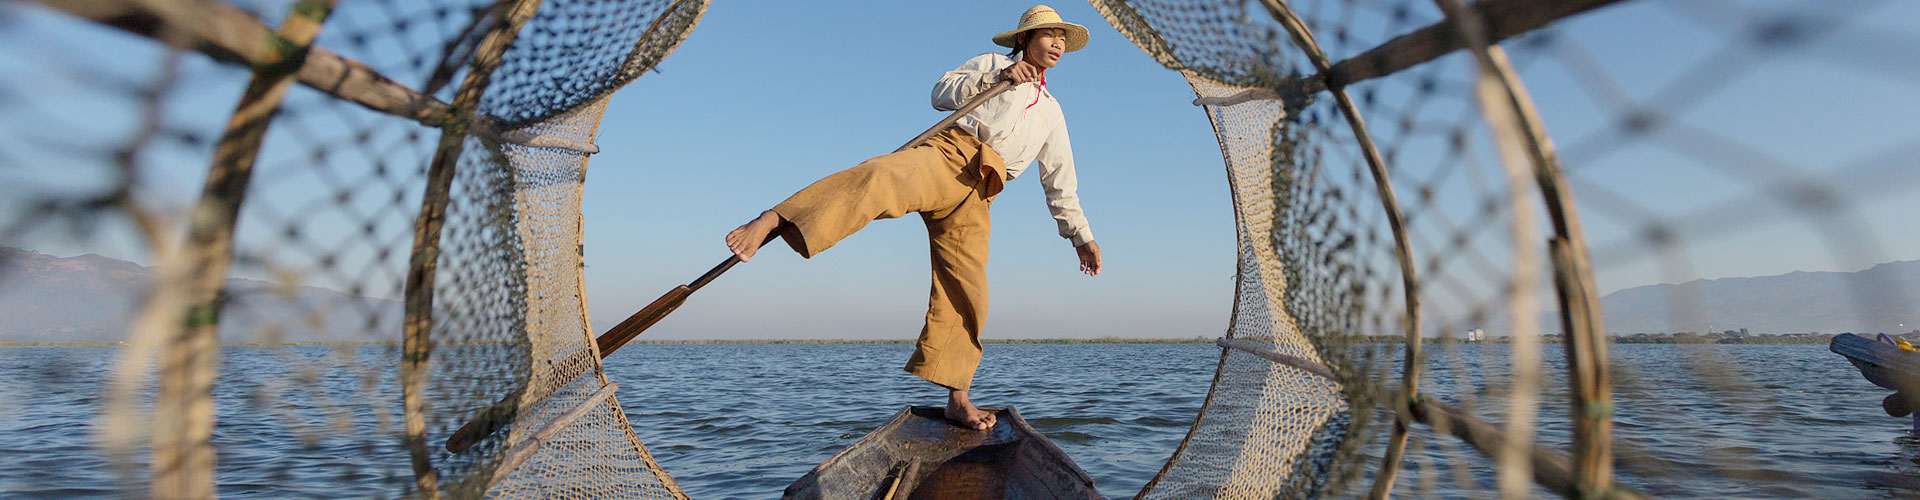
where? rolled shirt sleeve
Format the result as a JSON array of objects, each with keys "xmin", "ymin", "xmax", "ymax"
[
  {"xmin": 1036, "ymin": 124, "xmax": 1094, "ymax": 246},
  {"xmin": 931, "ymin": 54, "xmax": 1006, "ymax": 111}
]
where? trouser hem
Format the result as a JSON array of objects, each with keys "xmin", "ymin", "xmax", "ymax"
[{"xmin": 904, "ymin": 363, "xmax": 973, "ymax": 392}]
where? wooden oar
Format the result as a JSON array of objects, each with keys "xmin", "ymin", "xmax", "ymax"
[{"xmin": 445, "ymin": 80, "xmax": 1016, "ymax": 453}]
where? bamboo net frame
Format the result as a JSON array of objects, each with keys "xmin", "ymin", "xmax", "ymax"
[
  {"xmin": 4, "ymin": 0, "xmax": 1918, "ymax": 497},
  {"xmin": 1091, "ymin": 0, "xmax": 1640, "ymax": 497},
  {"xmin": 16, "ymin": 0, "xmax": 707, "ymax": 497},
  {"xmin": 1095, "ymin": 0, "xmax": 1919, "ymax": 497}
]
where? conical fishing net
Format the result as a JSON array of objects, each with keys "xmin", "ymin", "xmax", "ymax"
[
  {"xmin": 0, "ymin": 0, "xmax": 704, "ymax": 497},
  {"xmin": 1092, "ymin": 0, "xmax": 1920, "ymax": 497}
]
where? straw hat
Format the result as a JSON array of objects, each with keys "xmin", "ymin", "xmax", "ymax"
[{"xmin": 992, "ymin": 5, "xmax": 1090, "ymax": 53}]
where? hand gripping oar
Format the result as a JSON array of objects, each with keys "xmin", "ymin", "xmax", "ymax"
[{"xmin": 444, "ymin": 80, "xmax": 1015, "ymax": 453}]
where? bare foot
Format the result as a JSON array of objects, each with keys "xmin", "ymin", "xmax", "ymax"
[
  {"xmin": 944, "ymin": 390, "xmax": 996, "ymax": 431},
  {"xmin": 724, "ymin": 210, "xmax": 781, "ymax": 261}
]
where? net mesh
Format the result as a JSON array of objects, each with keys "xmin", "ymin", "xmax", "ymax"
[
  {"xmin": 4, "ymin": 0, "xmax": 1919, "ymax": 497},
  {"xmin": 1096, "ymin": 0, "xmax": 1920, "ymax": 497},
  {"xmin": 0, "ymin": 0, "xmax": 702, "ymax": 497},
  {"xmin": 404, "ymin": 0, "xmax": 703, "ymax": 496}
]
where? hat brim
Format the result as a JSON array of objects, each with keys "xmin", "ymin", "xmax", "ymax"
[{"xmin": 993, "ymin": 22, "xmax": 1090, "ymax": 53}]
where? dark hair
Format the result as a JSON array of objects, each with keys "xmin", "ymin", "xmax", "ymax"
[{"xmin": 1006, "ymin": 32, "xmax": 1027, "ymax": 57}]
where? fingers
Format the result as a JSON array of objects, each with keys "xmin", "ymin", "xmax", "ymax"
[
  {"xmin": 1076, "ymin": 250, "xmax": 1102, "ymax": 276},
  {"xmin": 1001, "ymin": 62, "xmax": 1040, "ymax": 84}
]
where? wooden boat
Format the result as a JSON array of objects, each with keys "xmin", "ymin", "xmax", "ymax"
[
  {"xmin": 1831, "ymin": 333, "xmax": 1920, "ymax": 424},
  {"xmin": 783, "ymin": 406, "xmax": 1100, "ymax": 500}
]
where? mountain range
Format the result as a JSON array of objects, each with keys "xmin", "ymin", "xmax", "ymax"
[
  {"xmin": 0, "ymin": 247, "xmax": 399, "ymax": 342},
  {"xmin": 1590, "ymin": 260, "xmax": 1920, "ymax": 335}
]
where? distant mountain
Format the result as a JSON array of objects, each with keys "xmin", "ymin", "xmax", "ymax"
[
  {"xmin": 0, "ymin": 247, "xmax": 400, "ymax": 343},
  {"xmin": 1594, "ymin": 260, "xmax": 1920, "ymax": 335}
]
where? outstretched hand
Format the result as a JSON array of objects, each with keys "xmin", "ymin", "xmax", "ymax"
[{"xmin": 1075, "ymin": 241, "xmax": 1102, "ymax": 276}]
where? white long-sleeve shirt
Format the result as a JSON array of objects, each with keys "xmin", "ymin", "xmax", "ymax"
[{"xmin": 931, "ymin": 53, "xmax": 1095, "ymax": 247}]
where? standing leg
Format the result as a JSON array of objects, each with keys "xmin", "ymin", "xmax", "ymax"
[{"xmin": 903, "ymin": 189, "xmax": 996, "ymax": 430}]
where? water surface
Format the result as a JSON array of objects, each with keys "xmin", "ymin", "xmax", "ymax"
[{"xmin": 3, "ymin": 343, "xmax": 1919, "ymax": 498}]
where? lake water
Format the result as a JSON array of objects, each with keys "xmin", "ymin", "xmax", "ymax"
[{"xmin": 2, "ymin": 343, "xmax": 1918, "ymax": 498}]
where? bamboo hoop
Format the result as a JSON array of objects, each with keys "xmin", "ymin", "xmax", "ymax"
[
  {"xmin": 1247, "ymin": 2, "xmax": 1426, "ymax": 497},
  {"xmin": 1431, "ymin": 0, "xmax": 1618, "ymax": 495},
  {"xmin": 1291, "ymin": 0, "xmax": 1625, "ymax": 95},
  {"xmin": 1460, "ymin": 30, "xmax": 1544, "ymax": 500},
  {"xmin": 400, "ymin": 0, "xmax": 545, "ymax": 496},
  {"xmin": 36, "ymin": 0, "xmax": 456, "ymax": 126},
  {"xmin": 129, "ymin": 2, "xmax": 337, "ymax": 497},
  {"xmin": 96, "ymin": 48, "xmax": 184, "ymax": 498}
]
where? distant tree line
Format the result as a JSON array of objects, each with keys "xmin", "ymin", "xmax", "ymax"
[{"xmin": 1346, "ymin": 328, "xmax": 1920, "ymax": 345}]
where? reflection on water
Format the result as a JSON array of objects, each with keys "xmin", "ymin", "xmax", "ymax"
[{"xmin": 3, "ymin": 343, "xmax": 1920, "ymax": 498}]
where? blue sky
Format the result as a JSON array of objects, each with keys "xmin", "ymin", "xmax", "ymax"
[
  {"xmin": 3, "ymin": 1, "xmax": 1916, "ymax": 339},
  {"xmin": 580, "ymin": 2, "xmax": 1235, "ymax": 339}
]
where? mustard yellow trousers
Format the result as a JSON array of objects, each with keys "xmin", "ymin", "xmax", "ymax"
[{"xmin": 770, "ymin": 128, "xmax": 1006, "ymax": 391}]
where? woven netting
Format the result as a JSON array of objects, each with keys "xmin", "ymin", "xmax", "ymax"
[
  {"xmin": 9, "ymin": 0, "xmax": 1920, "ymax": 497},
  {"xmin": 412, "ymin": 0, "xmax": 705, "ymax": 497},
  {"xmin": 479, "ymin": 122, "xmax": 686, "ymax": 494},
  {"xmin": 1095, "ymin": 0, "xmax": 1920, "ymax": 498},
  {"xmin": 0, "ymin": 0, "xmax": 703, "ymax": 497},
  {"xmin": 481, "ymin": 0, "xmax": 708, "ymax": 128},
  {"xmin": 0, "ymin": 1, "xmax": 498, "ymax": 495},
  {"xmin": 1091, "ymin": 2, "xmax": 1404, "ymax": 497}
]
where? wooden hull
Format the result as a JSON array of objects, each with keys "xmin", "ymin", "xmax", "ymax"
[{"xmin": 783, "ymin": 406, "xmax": 1100, "ymax": 500}]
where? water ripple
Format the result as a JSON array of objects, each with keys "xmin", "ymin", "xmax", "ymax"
[{"xmin": 5, "ymin": 344, "xmax": 1920, "ymax": 498}]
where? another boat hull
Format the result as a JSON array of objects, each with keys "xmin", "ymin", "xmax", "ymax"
[{"xmin": 1832, "ymin": 333, "xmax": 1920, "ymax": 419}]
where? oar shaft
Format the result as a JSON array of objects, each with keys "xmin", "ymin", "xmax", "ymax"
[
  {"xmin": 897, "ymin": 80, "xmax": 1012, "ymax": 152},
  {"xmin": 687, "ymin": 231, "xmax": 777, "ymax": 293}
]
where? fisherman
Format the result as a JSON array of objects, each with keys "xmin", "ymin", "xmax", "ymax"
[{"xmin": 723, "ymin": 5, "xmax": 1101, "ymax": 431}]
